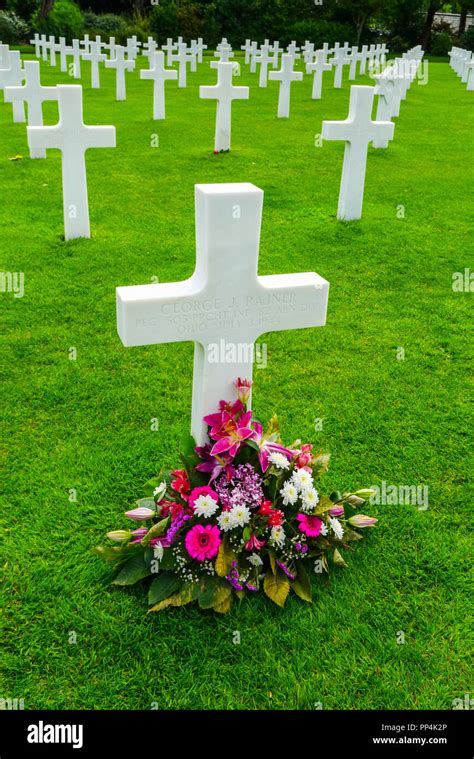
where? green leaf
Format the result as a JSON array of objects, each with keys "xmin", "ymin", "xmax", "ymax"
[
  {"xmin": 344, "ymin": 529, "xmax": 364, "ymax": 542},
  {"xmin": 149, "ymin": 582, "xmax": 196, "ymax": 612},
  {"xmin": 140, "ymin": 517, "xmax": 170, "ymax": 547},
  {"xmin": 292, "ymin": 562, "xmax": 312, "ymax": 602},
  {"xmin": 215, "ymin": 537, "xmax": 236, "ymax": 577},
  {"xmin": 148, "ymin": 572, "xmax": 183, "ymax": 605},
  {"xmin": 112, "ymin": 554, "xmax": 150, "ymax": 586},
  {"xmin": 314, "ymin": 496, "xmax": 335, "ymax": 515},
  {"xmin": 95, "ymin": 543, "xmax": 140, "ymax": 564},
  {"xmin": 263, "ymin": 569, "xmax": 290, "ymax": 607},
  {"xmin": 329, "ymin": 491, "xmax": 343, "ymax": 503},
  {"xmin": 197, "ymin": 576, "xmax": 231, "ymax": 610},
  {"xmin": 333, "ymin": 548, "xmax": 348, "ymax": 568},
  {"xmin": 135, "ymin": 497, "xmax": 156, "ymax": 510},
  {"xmin": 143, "ymin": 478, "xmax": 163, "ymax": 497},
  {"xmin": 213, "ymin": 594, "xmax": 233, "ymax": 613},
  {"xmin": 268, "ymin": 550, "xmax": 277, "ymax": 575},
  {"xmin": 180, "ymin": 432, "xmax": 198, "ymax": 458},
  {"xmin": 159, "ymin": 549, "xmax": 177, "ymax": 570}
]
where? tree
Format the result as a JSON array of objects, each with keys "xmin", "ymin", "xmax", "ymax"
[
  {"xmin": 420, "ymin": 1, "xmax": 444, "ymax": 48},
  {"xmin": 458, "ymin": 1, "xmax": 474, "ymax": 34},
  {"xmin": 333, "ymin": 0, "xmax": 386, "ymax": 45},
  {"xmin": 38, "ymin": 0, "xmax": 53, "ymax": 19}
]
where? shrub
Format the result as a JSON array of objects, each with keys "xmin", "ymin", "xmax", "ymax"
[
  {"xmin": 32, "ymin": 0, "xmax": 84, "ymax": 44},
  {"xmin": 462, "ymin": 25, "xmax": 474, "ymax": 52},
  {"xmin": 0, "ymin": 10, "xmax": 29, "ymax": 44},
  {"xmin": 431, "ymin": 31, "xmax": 453, "ymax": 57},
  {"xmin": 290, "ymin": 20, "xmax": 355, "ymax": 48},
  {"xmin": 83, "ymin": 13, "xmax": 127, "ymax": 35},
  {"xmin": 389, "ymin": 35, "xmax": 410, "ymax": 53}
]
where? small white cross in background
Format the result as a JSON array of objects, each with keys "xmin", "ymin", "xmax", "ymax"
[
  {"xmin": 322, "ymin": 85, "xmax": 394, "ymax": 220},
  {"xmin": 27, "ymin": 85, "xmax": 116, "ymax": 240}
]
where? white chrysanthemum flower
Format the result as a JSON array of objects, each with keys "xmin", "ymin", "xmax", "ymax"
[
  {"xmin": 217, "ymin": 511, "xmax": 236, "ymax": 531},
  {"xmin": 301, "ymin": 487, "xmax": 320, "ymax": 512},
  {"xmin": 270, "ymin": 525, "xmax": 286, "ymax": 548},
  {"xmin": 320, "ymin": 522, "xmax": 328, "ymax": 536},
  {"xmin": 153, "ymin": 481, "xmax": 167, "ymax": 501},
  {"xmin": 269, "ymin": 452, "xmax": 290, "ymax": 470},
  {"xmin": 280, "ymin": 481, "xmax": 298, "ymax": 506},
  {"xmin": 230, "ymin": 504, "xmax": 251, "ymax": 526},
  {"xmin": 329, "ymin": 517, "xmax": 344, "ymax": 540},
  {"xmin": 194, "ymin": 494, "xmax": 219, "ymax": 518},
  {"xmin": 248, "ymin": 552, "xmax": 263, "ymax": 567},
  {"xmin": 291, "ymin": 468, "xmax": 314, "ymax": 491},
  {"xmin": 153, "ymin": 543, "xmax": 164, "ymax": 561}
]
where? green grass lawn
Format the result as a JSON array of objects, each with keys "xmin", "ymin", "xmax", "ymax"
[{"xmin": 1, "ymin": 50, "xmax": 472, "ymax": 710}]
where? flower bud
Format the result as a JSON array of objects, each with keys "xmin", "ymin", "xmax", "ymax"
[
  {"xmin": 124, "ymin": 507, "xmax": 155, "ymax": 521},
  {"xmin": 348, "ymin": 514, "xmax": 378, "ymax": 528},
  {"xmin": 354, "ymin": 489, "xmax": 377, "ymax": 500},
  {"xmin": 106, "ymin": 530, "xmax": 131, "ymax": 542}
]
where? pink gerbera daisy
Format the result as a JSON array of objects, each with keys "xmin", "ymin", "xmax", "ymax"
[
  {"xmin": 296, "ymin": 513, "xmax": 323, "ymax": 538},
  {"xmin": 185, "ymin": 524, "xmax": 221, "ymax": 562}
]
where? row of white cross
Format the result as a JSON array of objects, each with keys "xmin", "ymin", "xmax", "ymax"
[
  {"xmin": 0, "ymin": 44, "xmax": 424, "ymax": 243},
  {"xmin": 0, "ymin": 40, "xmax": 426, "ymax": 441},
  {"xmin": 26, "ymin": 32, "xmax": 392, "ymax": 102},
  {"xmin": 449, "ymin": 46, "xmax": 474, "ymax": 90}
]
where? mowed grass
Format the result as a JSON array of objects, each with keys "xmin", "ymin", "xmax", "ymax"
[{"xmin": 0, "ymin": 50, "xmax": 472, "ymax": 711}]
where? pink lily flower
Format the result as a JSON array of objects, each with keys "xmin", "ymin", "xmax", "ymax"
[
  {"xmin": 203, "ymin": 399, "xmax": 244, "ymax": 431},
  {"xmin": 195, "ymin": 444, "xmax": 236, "ymax": 482},
  {"xmin": 251, "ymin": 421, "xmax": 299, "ymax": 473},
  {"xmin": 209, "ymin": 409, "xmax": 254, "ymax": 457},
  {"xmin": 245, "ymin": 534, "xmax": 266, "ymax": 552}
]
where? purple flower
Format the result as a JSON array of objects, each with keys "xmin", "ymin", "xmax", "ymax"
[
  {"xmin": 276, "ymin": 560, "xmax": 296, "ymax": 581},
  {"xmin": 214, "ymin": 464, "xmax": 264, "ymax": 511},
  {"xmin": 251, "ymin": 421, "xmax": 298, "ymax": 473}
]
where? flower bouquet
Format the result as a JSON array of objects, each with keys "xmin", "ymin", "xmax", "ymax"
[{"xmin": 97, "ymin": 379, "xmax": 378, "ymax": 613}]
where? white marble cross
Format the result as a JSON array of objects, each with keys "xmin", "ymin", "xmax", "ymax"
[
  {"xmin": 116, "ymin": 182, "xmax": 329, "ymax": 445},
  {"xmin": 48, "ymin": 35, "xmax": 57, "ymax": 67},
  {"xmin": 466, "ymin": 60, "xmax": 474, "ymax": 91},
  {"xmin": 255, "ymin": 44, "xmax": 272, "ymax": 88},
  {"xmin": 171, "ymin": 42, "xmax": 194, "ymax": 88},
  {"xmin": 30, "ymin": 33, "xmax": 41, "ymax": 58},
  {"xmin": 58, "ymin": 37, "xmax": 68, "ymax": 73},
  {"xmin": 200, "ymin": 62, "xmax": 249, "ymax": 151},
  {"xmin": 268, "ymin": 53, "xmax": 302, "ymax": 118},
  {"xmin": 270, "ymin": 41, "xmax": 283, "ymax": 69},
  {"xmin": 214, "ymin": 46, "xmax": 234, "ymax": 64},
  {"xmin": 322, "ymin": 85, "xmax": 394, "ymax": 220},
  {"xmin": 105, "ymin": 45, "xmax": 135, "ymax": 101},
  {"xmin": 143, "ymin": 37, "xmax": 157, "ymax": 62},
  {"xmin": 331, "ymin": 48, "xmax": 350, "ymax": 89},
  {"xmin": 27, "ymin": 85, "xmax": 116, "ymax": 240},
  {"xmin": 82, "ymin": 40, "xmax": 107, "ymax": 89},
  {"xmin": 373, "ymin": 75, "xmax": 396, "ymax": 148},
  {"xmin": 0, "ymin": 44, "xmax": 10, "ymax": 68},
  {"xmin": 0, "ymin": 50, "xmax": 25, "ymax": 122},
  {"xmin": 81, "ymin": 34, "xmax": 91, "ymax": 54},
  {"xmin": 287, "ymin": 41, "xmax": 300, "ymax": 58},
  {"xmin": 241, "ymin": 39, "xmax": 254, "ymax": 64},
  {"xmin": 104, "ymin": 36, "xmax": 116, "ymax": 59},
  {"xmin": 195, "ymin": 38, "xmax": 207, "ymax": 63},
  {"xmin": 4, "ymin": 60, "xmax": 58, "ymax": 158},
  {"xmin": 348, "ymin": 46, "xmax": 361, "ymax": 80},
  {"xmin": 125, "ymin": 36, "xmax": 141, "ymax": 60},
  {"xmin": 68, "ymin": 39, "xmax": 82, "ymax": 79},
  {"xmin": 307, "ymin": 50, "xmax": 332, "ymax": 100},
  {"xmin": 41, "ymin": 35, "xmax": 49, "ymax": 62},
  {"xmin": 162, "ymin": 38, "xmax": 176, "ymax": 66},
  {"xmin": 140, "ymin": 51, "xmax": 177, "ymax": 120},
  {"xmin": 359, "ymin": 45, "xmax": 370, "ymax": 75}
]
